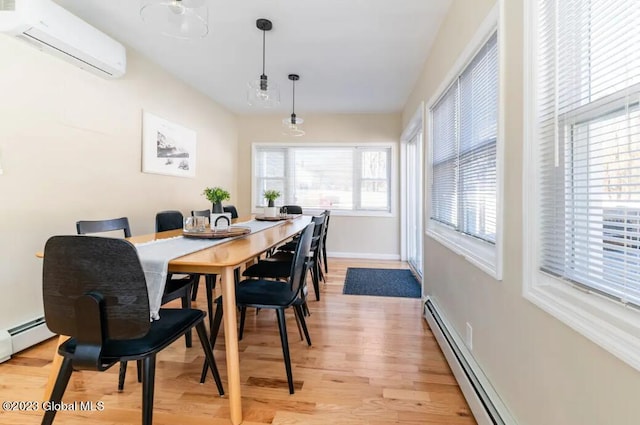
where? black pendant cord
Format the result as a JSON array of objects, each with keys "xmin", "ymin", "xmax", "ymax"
[
  {"xmin": 292, "ymin": 79, "xmax": 296, "ymax": 116},
  {"xmin": 262, "ymin": 29, "xmax": 266, "ymax": 77}
]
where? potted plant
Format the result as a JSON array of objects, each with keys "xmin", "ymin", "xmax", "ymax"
[
  {"xmin": 203, "ymin": 187, "xmax": 230, "ymax": 213},
  {"xmin": 263, "ymin": 189, "xmax": 281, "ymax": 217}
]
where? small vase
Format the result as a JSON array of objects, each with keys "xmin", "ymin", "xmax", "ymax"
[
  {"xmin": 212, "ymin": 202, "xmax": 223, "ymax": 214},
  {"xmin": 268, "ymin": 199, "xmax": 275, "ymax": 207}
]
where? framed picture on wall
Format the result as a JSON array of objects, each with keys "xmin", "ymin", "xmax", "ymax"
[{"xmin": 141, "ymin": 111, "xmax": 196, "ymax": 178}]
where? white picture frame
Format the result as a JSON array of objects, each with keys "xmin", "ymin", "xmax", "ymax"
[{"xmin": 141, "ymin": 111, "xmax": 196, "ymax": 178}]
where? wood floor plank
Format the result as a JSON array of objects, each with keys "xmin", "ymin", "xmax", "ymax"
[{"xmin": 0, "ymin": 258, "xmax": 476, "ymax": 425}]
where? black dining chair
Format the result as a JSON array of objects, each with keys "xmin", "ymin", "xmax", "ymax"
[
  {"xmin": 155, "ymin": 211, "xmax": 205, "ymax": 319},
  {"xmin": 187, "ymin": 210, "xmax": 220, "ymax": 328},
  {"xmin": 202, "ymin": 222, "xmax": 314, "ymax": 394},
  {"xmin": 280, "ymin": 205, "xmax": 303, "ymax": 215},
  {"xmin": 77, "ymin": 216, "xmax": 198, "ymax": 391},
  {"xmin": 321, "ymin": 210, "xmax": 331, "ymax": 274},
  {"xmin": 243, "ymin": 214, "xmax": 325, "ymax": 301},
  {"xmin": 191, "ymin": 209, "xmax": 211, "ymax": 217},
  {"xmin": 267, "ymin": 205, "xmax": 303, "ymax": 257},
  {"xmin": 223, "ymin": 205, "xmax": 239, "ymax": 219},
  {"xmin": 155, "ymin": 210, "xmax": 184, "ymax": 232},
  {"xmin": 76, "ymin": 216, "xmax": 131, "ymax": 237},
  {"xmin": 41, "ymin": 235, "xmax": 224, "ymax": 425}
]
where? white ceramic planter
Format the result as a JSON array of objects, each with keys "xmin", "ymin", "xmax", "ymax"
[{"xmin": 264, "ymin": 206, "xmax": 278, "ymax": 217}]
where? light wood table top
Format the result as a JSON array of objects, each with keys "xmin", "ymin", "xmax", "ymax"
[
  {"xmin": 128, "ymin": 215, "xmax": 311, "ymax": 273},
  {"xmin": 42, "ymin": 214, "xmax": 311, "ymax": 425}
]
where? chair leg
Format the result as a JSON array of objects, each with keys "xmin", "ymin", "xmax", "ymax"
[
  {"xmin": 195, "ymin": 321, "xmax": 224, "ymax": 395},
  {"xmin": 141, "ymin": 355, "xmax": 156, "ymax": 425},
  {"xmin": 323, "ymin": 245, "xmax": 328, "ymax": 274},
  {"xmin": 136, "ymin": 360, "xmax": 142, "ymax": 383},
  {"xmin": 205, "ymin": 274, "xmax": 216, "ymax": 332},
  {"xmin": 318, "ymin": 261, "xmax": 325, "ymax": 283},
  {"xmin": 191, "ymin": 277, "xmax": 200, "ymax": 301},
  {"xmin": 275, "ymin": 308, "xmax": 295, "ymax": 394},
  {"xmin": 118, "ymin": 361, "xmax": 127, "ymax": 391},
  {"xmin": 238, "ymin": 306, "xmax": 247, "ymax": 341},
  {"xmin": 181, "ymin": 294, "xmax": 193, "ymax": 348},
  {"xmin": 311, "ymin": 262, "xmax": 320, "ymax": 301},
  {"xmin": 292, "ymin": 307, "xmax": 304, "ymax": 341},
  {"xmin": 294, "ymin": 304, "xmax": 312, "ymax": 346},
  {"xmin": 41, "ymin": 356, "xmax": 73, "ymax": 425},
  {"xmin": 201, "ymin": 297, "xmax": 224, "ymax": 383}
]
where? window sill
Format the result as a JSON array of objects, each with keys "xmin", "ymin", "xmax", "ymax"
[
  {"xmin": 426, "ymin": 221, "xmax": 501, "ymax": 280},
  {"xmin": 524, "ymin": 273, "xmax": 640, "ymax": 372}
]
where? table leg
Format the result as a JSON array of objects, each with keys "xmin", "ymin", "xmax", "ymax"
[
  {"xmin": 43, "ymin": 335, "xmax": 68, "ymax": 401},
  {"xmin": 220, "ymin": 266, "xmax": 243, "ymax": 425}
]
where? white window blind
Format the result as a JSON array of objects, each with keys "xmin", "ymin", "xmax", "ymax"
[
  {"xmin": 536, "ymin": 0, "xmax": 640, "ymax": 305},
  {"xmin": 253, "ymin": 145, "xmax": 391, "ymax": 213},
  {"xmin": 430, "ymin": 31, "xmax": 498, "ymax": 244}
]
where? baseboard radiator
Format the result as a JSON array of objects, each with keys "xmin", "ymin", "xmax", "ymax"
[
  {"xmin": 0, "ymin": 317, "xmax": 54, "ymax": 363},
  {"xmin": 424, "ymin": 297, "xmax": 516, "ymax": 425}
]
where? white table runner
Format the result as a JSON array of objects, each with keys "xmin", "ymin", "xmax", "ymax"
[{"xmin": 134, "ymin": 219, "xmax": 284, "ymax": 319}]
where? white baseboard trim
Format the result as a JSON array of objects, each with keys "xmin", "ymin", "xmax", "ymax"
[
  {"xmin": 423, "ymin": 297, "xmax": 516, "ymax": 425},
  {"xmin": 328, "ymin": 251, "xmax": 401, "ymax": 261},
  {"xmin": 1, "ymin": 317, "xmax": 55, "ymax": 363}
]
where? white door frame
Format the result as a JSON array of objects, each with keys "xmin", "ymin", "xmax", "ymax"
[{"xmin": 400, "ymin": 103, "xmax": 425, "ymax": 274}]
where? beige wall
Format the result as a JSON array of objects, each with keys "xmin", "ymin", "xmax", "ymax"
[
  {"xmin": 0, "ymin": 36, "xmax": 238, "ymax": 331},
  {"xmin": 405, "ymin": 0, "xmax": 640, "ymax": 424},
  {"xmin": 237, "ymin": 114, "xmax": 402, "ymax": 258}
]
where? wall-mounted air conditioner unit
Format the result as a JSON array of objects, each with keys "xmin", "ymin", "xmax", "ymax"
[{"xmin": 0, "ymin": 0, "xmax": 126, "ymax": 78}]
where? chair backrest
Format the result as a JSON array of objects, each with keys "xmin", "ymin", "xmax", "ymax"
[
  {"xmin": 76, "ymin": 217, "xmax": 131, "ymax": 238},
  {"xmin": 281, "ymin": 205, "xmax": 303, "ymax": 215},
  {"xmin": 156, "ymin": 210, "xmax": 184, "ymax": 232},
  {"xmin": 322, "ymin": 209, "xmax": 331, "ymax": 244},
  {"xmin": 191, "ymin": 209, "xmax": 211, "ymax": 217},
  {"xmin": 310, "ymin": 214, "xmax": 325, "ymax": 255},
  {"xmin": 311, "ymin": 214, "xmax": 324, "ymax": 236},
  {"xmin": 42, "ymin": 236, "xmax": 150, "ymax": 341},
  {"xmin": 287, "ymin": 223, "xmax": 314, "ymax": 304},
  {"xmin": 223, "ymin": 205, "xmax": 239, "ymax": 218}
]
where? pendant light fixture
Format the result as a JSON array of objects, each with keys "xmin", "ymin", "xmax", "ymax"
[
  {"xmin": 247, "ymin": 18, "xmax": 280, "ymax": 108},
  {"xmin": 140, "ymin": 0, "xmax": 209, "ymax": 40},
  {"xmin": 282, "ymin": 74, "xmax": 305, "ymax": 137}
]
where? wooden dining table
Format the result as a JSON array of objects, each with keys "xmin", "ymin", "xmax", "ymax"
[{"xmin": 41, "ymin": 214, "xmax": 311, "ymax": 425}]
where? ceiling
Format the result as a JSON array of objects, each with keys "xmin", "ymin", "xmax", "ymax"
[{"xmin": 55, "ymin": 0, "xmax": 451, "ymax": 115}]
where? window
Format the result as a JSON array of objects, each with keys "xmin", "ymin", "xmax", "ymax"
[
  {"xmin": 524, "ymin": 0, "xmax": 640, "ymax": 370},
  {"xmin": 427, "ymin": 27, "xmax": 500, "ymax": 277},
  {"xmin": 252, "ymin": 144, "xmax": 392, "ymax": 214}
]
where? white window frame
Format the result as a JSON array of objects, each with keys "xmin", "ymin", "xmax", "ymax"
[
  {"xmin": 523, "ymin": 0, "xmax": 640, "ymax": 371},
  {"xmin": 425, "ymin": 5, "xmax": 503, "ymax": 280},
  {"xmin": 251, "ymin": 142, "xmax": 396, "ymax": 218}
]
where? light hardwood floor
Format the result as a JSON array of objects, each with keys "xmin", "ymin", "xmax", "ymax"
[{"xmin": 0, "ymin": 258, "xmax": 476, "ymax": 425}]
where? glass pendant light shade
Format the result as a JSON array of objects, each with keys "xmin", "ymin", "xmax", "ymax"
[
  {"xmin": 247, "ymin": 75, "xmax": 280, "ymax": 108},
  {"xmin": 282, "ymin": 74, "xmax": 305, "ymax": 137},
  {"xmin": 140, "ymin": 0, "xmax": 209, "ymax": 39},
  {"xmin": 247, "ymin": 19, "xmax": 280, "ymax": 108},
  {"xmin": 282, "ymin": 114, "xmax": 305, "ymax": 137}
]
